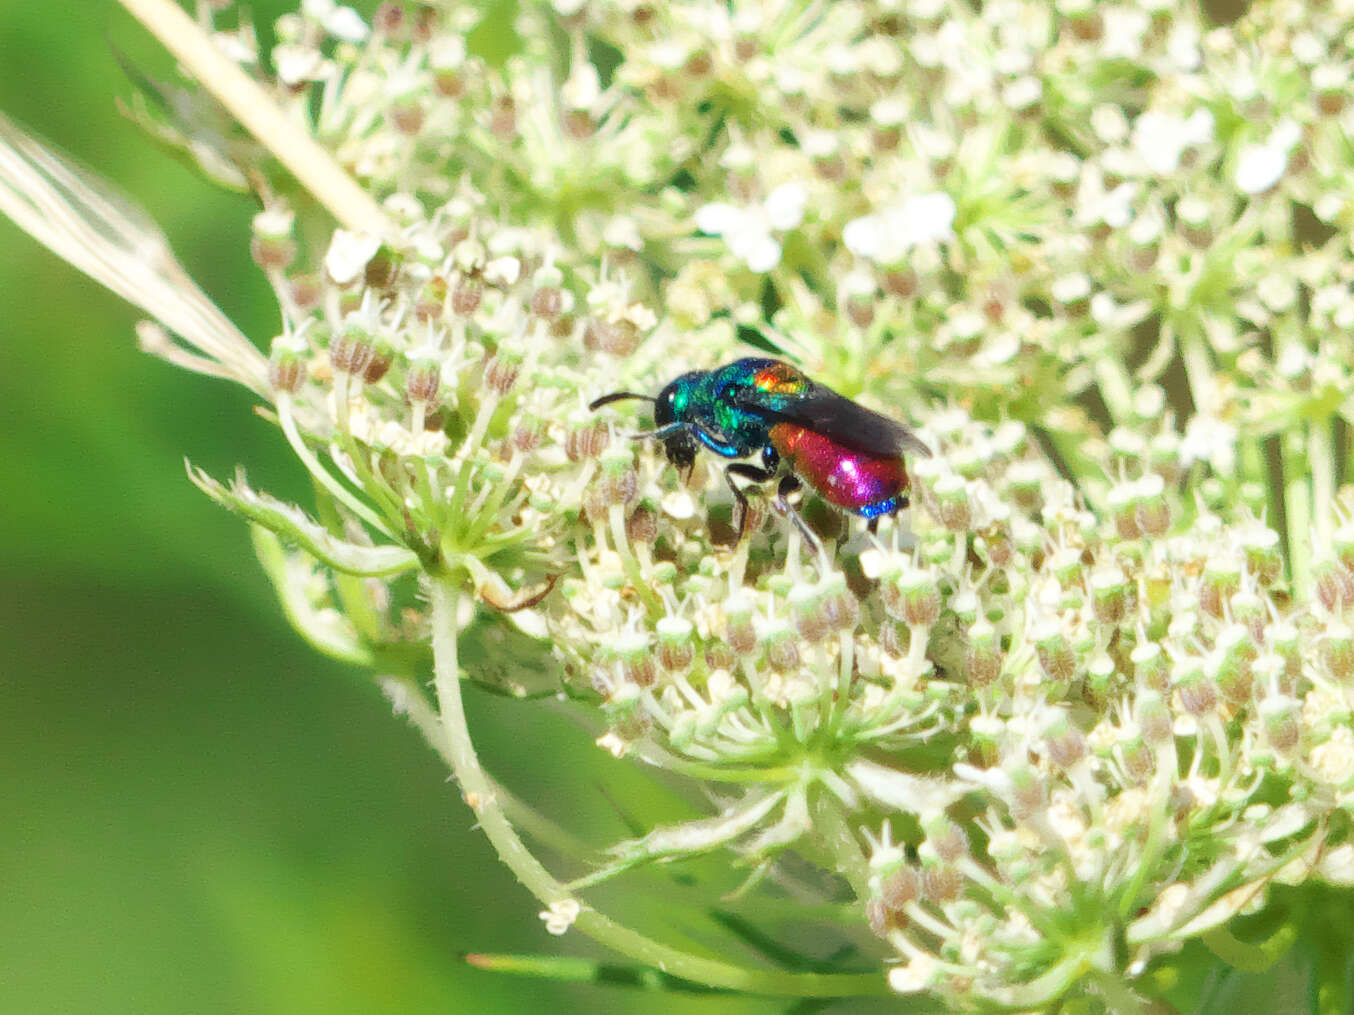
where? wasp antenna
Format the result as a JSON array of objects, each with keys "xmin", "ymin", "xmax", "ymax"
[{"xmin": 589, "ymin": 391, "xmax": 655, "ymax": 410}]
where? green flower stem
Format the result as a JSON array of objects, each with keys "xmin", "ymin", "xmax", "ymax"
[
  {"xmin": 277, "ymin": 395, "xmax": 392, "ymax": 536},
  {"xmin": 609, "ymin": 504, "xmax": 662, "ymax": 614},
  {"xmin": 116, "ymin": 0, "xmax": 393, "ymax": 239},
  {"xmin": 380, "ymin": 676, "xmax": 599, "ymax": 863},
  {"xmin": 428, "ymin": 577, "xmax": 889, "ymax": 998},
  {"xmin": 1311, "ymin": 420, "xmax": 1336, "ymax": 549},
  {"xmin": 1284, "ymin": 443, "xmax": 1314, "ymax": 595}
]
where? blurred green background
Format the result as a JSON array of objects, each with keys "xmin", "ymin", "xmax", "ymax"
[{"xmin": 0, "ymin": 4, "xmax": 788, "ymax": 1012}]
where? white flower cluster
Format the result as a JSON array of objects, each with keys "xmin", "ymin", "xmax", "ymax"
[{"xmin": 14, "ymin": 0, "xmax": 1354, "ymax": 1008}]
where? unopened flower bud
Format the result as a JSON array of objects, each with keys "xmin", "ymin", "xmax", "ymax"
[
  {"xmin": 968, "ymin": 713, "xmax": 1002, "ymax": 768},
  {"xmin": 923, "ymin": 819, "xmax": 969, "ymax": 864},
  {"xmin": 1241, "ymin": 526, "xmax": 1282, "ymax": 585},
  {"xmin": 1174, "ymin": 660, "xmax": 1217, "ymax": 717},
  {"xmin": 268, "ymin": 333, "xmax": 306, "ymax": 394},
  {"xmin": 1269, "ymin": 620, "xmax": 1301, "ymax": 684},
  {"xmin": 565, "ymin": 415, "xmax": 610, "ymax": 461},
  {"xmin": 362, "ymin": 338, "xmax": 395, "ymax": 383},
  {"xmin": 251, "ymin": 207, "xmax": 296, "ymax": 270},
  {"xmin": 966, "ymin": 619, "xmax": 1002, "ymax": 687},
  {"xmin": 532, "ymin": 285, "xmax": 564, "ymax": 318},
  {"xmin": 405, "ymin": 349, "xmax": 442, "ymax": 404},
  {"xmin": 1135, "ymin": 474, "xmax": 1171, "ymax": 536},
  {"xmin": 288, "ymin": 272, "xmax": 322, "ymax": 312},
  {"xmin": 1323, "ymin": 622, "xmax": 1354, "ymax": 681},
  {"xmin": 1334, "ymin": 522, "xmax": 1354, "ymax": 575},
  {"xmin": 330, "ymin": 322, "xmax": 374, "ymax": 376},
  {"xmin": 724, "ymin": 593, "xmax": 758, "ymax": 657},
  {"xmin": 414, "ymin": 276, "xmax": 447, "ymax": 321},
  {"xmin": 1082, "ymin": 654, "xmax": 1114, "ymax": 712},
  {"xmin": 879, "ymin": 620, "xmax": 908, "ymax": 658},
  {"xmin": 626, "ymin": 504, "xmax": 659, "ymax": 544},
  {"xmin": 1230, "ymin": 590, "xmax": 1265, "ymax": 644},
  {"xmin": 933, "ymin": 473, "xmax": 971, "ymax": 531},
  {"xmin": 1200, "ymin": 556, "xmax": 1242, "ymax": 618},
  {"xmin": 789, "ymin": 584, "xmax": 830, "ymax": 644},
  {"xmin": 390, "ymin": 95, "xmax": 426, "ymax": 135},
  {"xmin": 879, "ymin": 862, "xmax": 921, "ymax": 912},
  {"xmin": 1090, "ymin": 565, "xmax": 1130, "ymax": 625},
  {"xmin": 583, "ymin": 317, "xmax": 641, "ymax": 357},
  {"xmin": 1120, "ymin": 734, "xmax": 1154, "ymax": 783},
  {"xmin": 1260, "ymin": 693, "xmax": 1301, "ymax": 753},
  {"xmin": 883, "ymin": 567, "xmax": 941, "ymax": 627},
  {"xmin": 484, "ymin": 351, "xmax": 522, "ymax": 394},
  {"xmin": 1006, "ymin": 764, "xmax": 1046, "ymax": 820},
  {"xmin": 920, "ymin": 862, "xmax": 964, "ymax": 903},
  {"xmin": 1316, "ymin": 559, "xmax": 1354, "ymax": 612},
  {"xmin": 615, "ymin": 632, "xmax": 655, "ymax": 688},
  {"xmin": 821, "ymin": 574, "xmax": 859, "ymax": 631},
  {"xmin": 656, "ymin": 616, "xmax": 695, "ymax": 672},
  {"xmin": 1005, "ymin": 461, "xmax": 1044, "ymax": 511},
  {"xmin": 598, "ymin": 446, "xmax": 639, "ymax": 507},
  {"xmin": 451, "ymin": 274, "xmax": 484, "ymax": 315},
  {"xmin": 1034, "ymin": 618, "xmax": 1076, "ymax": 682},
  {"xmin": 761, "ymin": 619, "xmax": 800, "ymax": 672},
  {"xmin": 1131, "ymin": 640, "xmax": 1168, "ymax": 691},
  {"xmin": 1044, "ymin": 713, "xmax": 1087, "ymax": 769},
  {"xmin": 1131, "ymin": 690, "xmax": 1171, "ymax": 746},
  {"xmin": 1210, "ymin": 639, "xmax": 1254, "ymax": 706}
]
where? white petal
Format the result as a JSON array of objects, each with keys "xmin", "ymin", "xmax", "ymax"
[
  {"xmin": 743, "ymin": 235, "xmax": 782, "ymax": 273},
  {"xmin": 695, "ymin": 202, "xmax": 740, "ymax": 236},
  {"xmin": 1235, "ymin": 143, "xmax": 1287, "ymax": 194},
  {"xmin": 764, "ymin": 182, "xmax": 808, "ymax": 230},
  {"xmin": 842, "ymin": 214, "xmax": 882, "ymax": 259},
  {"xmin": 324, "ymin": 229, "xmax": 381, "ymax": 285},
  {"xmin": 324, "ymin": 6, "xmax": 369, "ymax": 42}
]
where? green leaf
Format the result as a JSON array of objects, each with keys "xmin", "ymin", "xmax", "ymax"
[
  {"xmin": 190, "ymin": 464, "xmax": 419, "ymax": 577},
  {"xmin": 250, "ymin": 526, "xmax": 371, "ymax": 667}
]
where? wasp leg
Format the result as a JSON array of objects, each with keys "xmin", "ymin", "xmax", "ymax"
[
  {"xmin": 868, "ymin": 517, "xmax": 879, "ymax": 535},
  {"xmin": 772, "ymin": 475, "xmax": 820, "ymax": 551},
  {"xmin": 724, "ymin": 462, "xmax": 777, "ymax": 542}
]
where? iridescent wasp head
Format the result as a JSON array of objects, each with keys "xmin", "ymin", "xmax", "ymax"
[{"xmin": 589, "ymin": 376, "xmax": 700, "ymax": 471}]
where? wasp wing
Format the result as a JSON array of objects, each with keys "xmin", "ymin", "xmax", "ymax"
[{"xmin": 733, "ymin": 379, "xmax": 932, "ymax": 458}]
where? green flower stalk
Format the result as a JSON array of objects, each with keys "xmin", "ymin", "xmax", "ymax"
[{"xmin": 9, "ymin": 0, "xmax": 1354, "ymax": 1010}]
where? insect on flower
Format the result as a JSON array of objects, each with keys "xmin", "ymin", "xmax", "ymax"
[{"xmin": 590, "ymin": 357, "xmax": 930, "ymax": 545}]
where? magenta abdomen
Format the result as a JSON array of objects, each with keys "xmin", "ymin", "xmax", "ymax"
[{"xmin": 769, "ymin": 423, "xmax": 909, "ymax": 519}]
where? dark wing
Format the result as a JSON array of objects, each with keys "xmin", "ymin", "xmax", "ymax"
[{"xmin": 733, "ymin": 379, "xmax": 932, "ymax": 458}]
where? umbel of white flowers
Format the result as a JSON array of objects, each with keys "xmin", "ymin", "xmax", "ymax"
[{"xmin": 6, "ymin": 0, "xmax": 1354, "ymax": 1009}]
